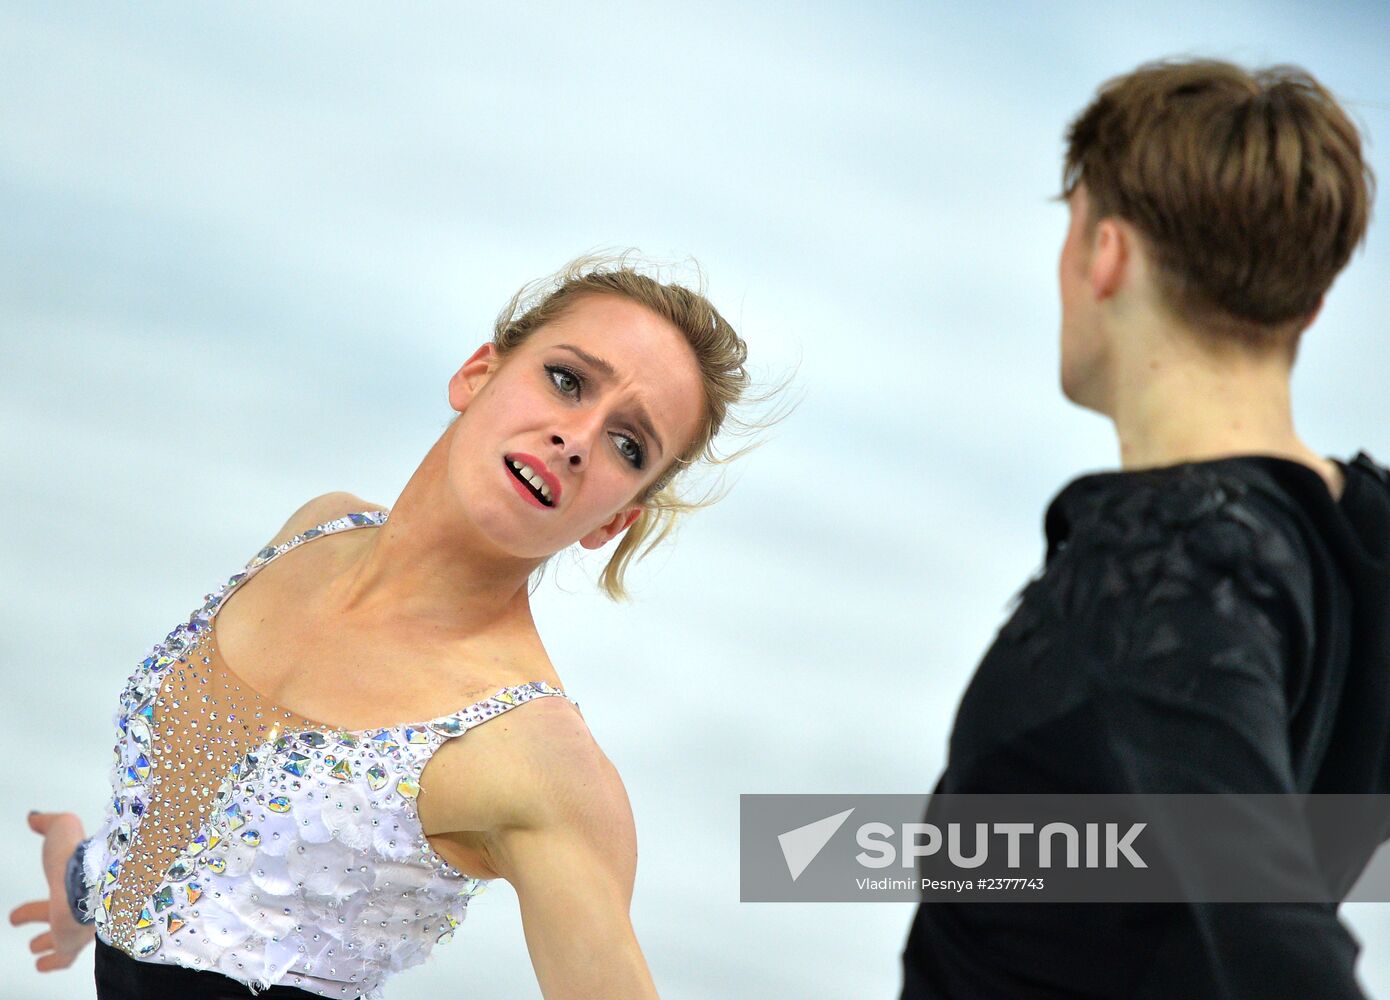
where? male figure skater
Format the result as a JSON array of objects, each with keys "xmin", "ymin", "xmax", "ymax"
[{"xmin": 901, "ymin": 59, "xmax": 1390, "ymax": 998}]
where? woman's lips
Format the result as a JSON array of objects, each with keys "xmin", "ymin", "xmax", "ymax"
[
  {"xmin": 503, "ymin": 456, "xmax": 556, "ymax": 509},
  {"xmin": 508, "ymin": 452, "xmax": 562, "ymax": 501}
]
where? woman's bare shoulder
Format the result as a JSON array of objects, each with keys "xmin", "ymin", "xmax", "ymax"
[
  {"xmin": 260, "ymin": 491, "xmax": 388, "ymax": 550},
  {"xmin": 486, "ymin": 700, "xmax": 638, "ymax": 885},
  {"xmin": 424, "ymin": 697, "xmax": 633, "ymax": 841}
]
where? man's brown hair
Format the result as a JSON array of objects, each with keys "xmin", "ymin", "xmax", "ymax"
[{"xmin": 1062, "ymin": 58, "xmax": 1375, "ymax": 349}]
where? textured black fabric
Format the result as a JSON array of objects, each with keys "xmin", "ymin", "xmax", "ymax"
[
  {"xmin": 94, "ymin": 937, "xmax": 347, "ymax": 999},
  {"xmin": 902, "ymin": 451, "xmax": 1390, "ymax": 1000}
]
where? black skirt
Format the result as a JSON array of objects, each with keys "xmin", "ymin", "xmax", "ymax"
[{"xmin": 94, "ymin": 936, "xmax": 350, "ymax": 999}]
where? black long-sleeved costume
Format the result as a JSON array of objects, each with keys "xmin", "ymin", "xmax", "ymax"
[{"xmin": 902, "ymin": 452, "xmax": 1390, "ymax": 999}]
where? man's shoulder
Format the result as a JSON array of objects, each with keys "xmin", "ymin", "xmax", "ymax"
[
  {"xmin": 1052, "ymin": 463, "xmax": 1310, "ymax": 590},
  {"xmin": 1013, "ymin": 464, "xmax": 1316, "ymax": 668}
]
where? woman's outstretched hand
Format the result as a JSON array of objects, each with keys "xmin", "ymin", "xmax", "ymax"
[{"xmin": 9, "ymin": 811, "xmax": 95, "ymax": 972}]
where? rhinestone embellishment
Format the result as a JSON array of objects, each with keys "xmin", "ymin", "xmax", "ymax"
[{"xmin": 85, "ymin": 510, "xmax": 573, "ymax": 983}]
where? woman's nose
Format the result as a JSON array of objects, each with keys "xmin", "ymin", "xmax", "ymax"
[{"xmin": 552, "ymin": 432, "xmax": 585, "ymax": 468}]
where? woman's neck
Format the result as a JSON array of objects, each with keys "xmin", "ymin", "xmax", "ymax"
[{"xmin": 328, "ymin": 429, "xmax": 543, "ymax": 636}]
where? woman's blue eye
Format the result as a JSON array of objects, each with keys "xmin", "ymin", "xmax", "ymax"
[
  {"xmin": 612, "ymin": 433, "xmax": 645, "ymax": 469},
  {"xmin": 547, "ymin": 363, "xmax": 645, "ymax": 469},
  {"xmin": 546, "ymin": 365, "xmax": 581, "ymax": 395}
]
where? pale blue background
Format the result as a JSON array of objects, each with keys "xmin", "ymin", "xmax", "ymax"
[{"xmin": 3, "ymin": 2, "xmax": 1388, "ymax": 997}]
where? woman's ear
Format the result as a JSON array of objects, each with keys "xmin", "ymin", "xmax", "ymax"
[
  {"xmin": 448, "ymin": 343, "xmax": 499, "ymax": 413},
  {"xmin": 578, "ymin": 506, "xmax": 643, "ymax": 551}
]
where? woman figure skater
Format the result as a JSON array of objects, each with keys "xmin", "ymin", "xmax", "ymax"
[{"xmin": 11, "ymin": 255, "xmax": 763, "ymax": 999}]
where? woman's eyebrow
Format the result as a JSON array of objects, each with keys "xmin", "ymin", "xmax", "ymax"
[
  {"xmin": 554, "ymin": 343, "xmax": 615, "ymax": 378},
  {"xmin": 553, "ymin": 343, "xmax": 665, "ymax": 458}
]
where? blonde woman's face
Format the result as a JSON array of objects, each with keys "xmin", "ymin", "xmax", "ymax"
[{"xmin": 446, "ymin": 293, "xmax": 705, "ymax": 560}]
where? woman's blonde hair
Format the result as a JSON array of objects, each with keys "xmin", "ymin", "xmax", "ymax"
[{"xmin": 462, "ymin": 251, "xmax": 790, "ymax": 600}]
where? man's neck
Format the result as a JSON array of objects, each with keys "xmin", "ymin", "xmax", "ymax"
[{"xmin": 1106, "ymin": 322, "xmax": 1344, "ymax": 500}]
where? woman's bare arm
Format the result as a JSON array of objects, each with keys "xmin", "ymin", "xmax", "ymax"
[
  {"xmin": 423, "ymin": 699, "xmax": 659, "ymax": 1000},
  {"xmin": 497, "ymin": 741, "xmax": 655, "ymax": 999}
]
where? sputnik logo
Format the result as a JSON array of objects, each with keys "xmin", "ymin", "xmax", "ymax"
[{"xmin": 778, "ymin": 808, "xmax": 855, "ymax": 881}]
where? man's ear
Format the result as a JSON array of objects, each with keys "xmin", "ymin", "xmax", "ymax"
[
  {"xmin": 1089, "ymin": 217, "xmax": 1129, "ymax": 301},
  {"xmin": 448, "ymin": 343, "xmax": 499, "ymax": 413},
  {"xmin": 579, "ymin": 506, "xmax": 643, "ymax": 551}
]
